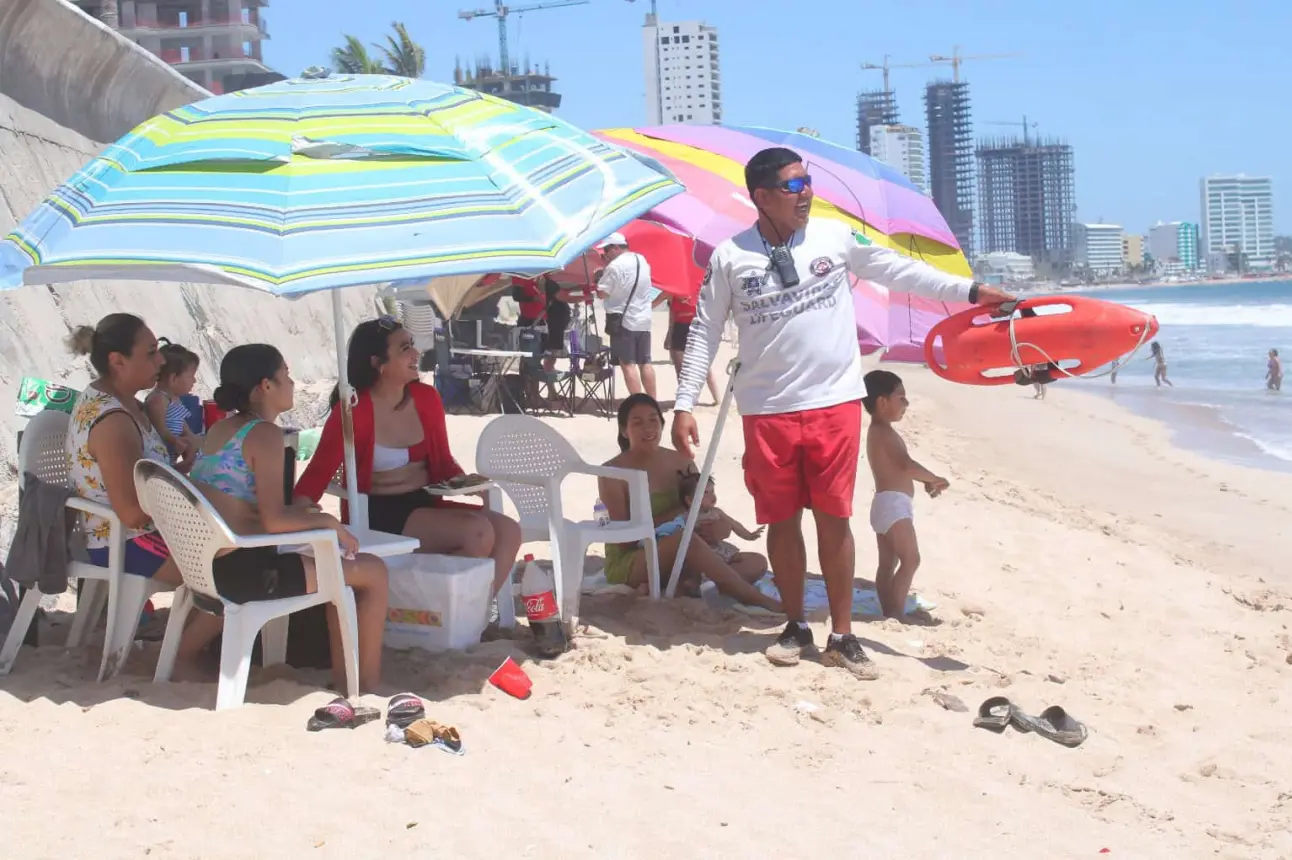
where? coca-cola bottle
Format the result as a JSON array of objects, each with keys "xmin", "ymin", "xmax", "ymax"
[{"xmin": 520, "ymin": 554, "xmax": 567, "ymax": 658}]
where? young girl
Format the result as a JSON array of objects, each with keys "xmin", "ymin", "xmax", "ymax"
[
  {"xmin": 863, "ymin": 370, "xmax": 948, "ymax": 620},
  {"xmin": 1149, "ymin": 341, "xmax": 1173, "ymax": 388},
  {"xmin": 144, "ymin": 340, "xmax": 201, "ymax": 466}
]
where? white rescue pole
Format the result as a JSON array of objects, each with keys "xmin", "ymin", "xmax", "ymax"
[
  {"xmin": 665, "ymin": 359, "xmax": 739, "ymax": 597},
  {"xmin": 331, "ymin": 291, "xmax": 362, "ymax": 519}
]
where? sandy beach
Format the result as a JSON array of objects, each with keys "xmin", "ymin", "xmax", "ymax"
[{"xmin": 2, "ymin": 342, "xmax": 1291, "ymax": 859}]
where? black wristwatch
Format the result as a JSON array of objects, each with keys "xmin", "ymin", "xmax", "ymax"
[{"xmin": 968, "ymin": 283, "xmax": 980, "ymax": 304}]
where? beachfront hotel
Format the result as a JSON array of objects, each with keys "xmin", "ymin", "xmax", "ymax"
[
  {"xmin": 1200, "ymin": 174, "xmax": 1274, "ymax": 272},
  {"xmin": 869, "ymin": 124, "xmax": 929, "ymax": 195},
  {"xmin": 642, "ymin": 17, "xmax": 722, "ymax": 125},
  {"xmin": 72, "ymin": 0, "xmax": 277, "ymax": 94},
  {"xmin": 1073, "ymin": 223, "xmax": 1125, "ymax": 276},
  {"xmin": 1148, "ymin": 221, "xmax": 1201, "ymax": 275}
]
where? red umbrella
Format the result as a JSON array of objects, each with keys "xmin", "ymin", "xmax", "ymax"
[{"xmin": 547, "ymin": 219, "xmax": 704, "ymax": 300}]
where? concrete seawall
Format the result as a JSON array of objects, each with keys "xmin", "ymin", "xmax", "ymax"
[{"xmin": 0, "ymin": 0, "xmax": 375, "ymax": 540}]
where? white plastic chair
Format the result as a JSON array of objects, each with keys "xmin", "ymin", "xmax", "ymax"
[
  {"xmin": 134, "ymin": 460, "xmax": 360, "ymax": 710},
  {"xmin": 475, "ymin": 415, "xmax": 662, "ymax": 627},
  {"xmin": 0, "ymin": 409, "xmax": 167, "ymax": 681}
]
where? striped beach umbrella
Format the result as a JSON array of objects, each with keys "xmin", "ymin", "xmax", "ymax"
[
  {"xmin": 593, "ymin": 125, "xmax": 971, "ymax": 362},
  {"xmin": 0, "ymin": 74, "xmax": 684, "ymax": 517},
  {"xmin": 0, "ymin": 75, "xmax": 683, "ymax": 295}
]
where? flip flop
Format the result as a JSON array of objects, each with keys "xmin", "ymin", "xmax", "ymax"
[
  {"xmin": 1013, "ymin": 705, "xmax": 1089, "ymax": 748},
  {"xmin": 972, "ymin": 696, "xmax": 1014, "ymax": 733},
  {"xmin": 386, "ymin": 693, "xmax": 426, "ymax": 729},
  {"xmin": 306, "ymin": 697, "xmax": 381, "ymax": 732},
  {"xmin": 404, "ymin": 718, "xmax": 464, "ymax": 755}
]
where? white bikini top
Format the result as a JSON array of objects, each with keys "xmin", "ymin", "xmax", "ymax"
[{"xmin": 372, "ymin": 444, "xmax": 411, "ymax": 472}]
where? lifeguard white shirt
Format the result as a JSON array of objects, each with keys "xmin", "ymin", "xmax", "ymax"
[{"xmin": 676, "ymin": 218, "xmax": 974, "ymax": 416}]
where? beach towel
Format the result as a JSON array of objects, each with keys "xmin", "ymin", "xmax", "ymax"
[{"xmin": 578, "ymin": 568, "xmax": 935, "ymax": 617}]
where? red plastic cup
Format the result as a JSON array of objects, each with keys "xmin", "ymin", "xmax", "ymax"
[
  {"xmin": 201, "ymin": 400, "xmax": 227, "ymax": 431},
  {"xmin": 488, "ymin": 656, "xmax": 532, "ymax": 699}
]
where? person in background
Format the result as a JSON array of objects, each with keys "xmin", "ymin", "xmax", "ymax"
[
  {"xmin": 514, "ymin": 273, "xmax": 578, "ymax": 403},
  {"xmin": 667, "ymin": 293, "xmax": 721, "ymax": 406},
  {"xmin": 189, "ymin": 344, "xmax": 388, "ymax": 691},
  {"xmin": 1149, "ymin": 341, "xmax": 1173, "ymax": 387},
  {"xmin": 1267, "ymin": 348, "xmax": 1282, "ymax": 391},
  {"xmin": 65, "ymin": 314, "xmax": 180, "ymax": 584},
  {"xmin": 672, "ymin": 146, "xmax": 1012, "ymax": 678},
  {"xmin": 594, "ymin": 232, "xmax": 657, "ymax": 399},
  {"xmin": 144, "ymin": 339, "xmax": 201, "ymax": 468},
  {"xmin": 294, "ymin": 317, "xmax": 522, "ymax": 599}
]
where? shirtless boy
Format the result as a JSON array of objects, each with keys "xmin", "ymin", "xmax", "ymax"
[{"xmin": 862, "ymin": 370, "xmax": 948, "ymax": 619}]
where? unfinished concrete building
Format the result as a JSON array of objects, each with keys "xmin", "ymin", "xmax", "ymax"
[
  {"xmin": 454, "ymin": 59, "xmax": 562, "ymax": 113},
  {"xmin": 976, "ymin": 137, "xmax": 1076, "ymax": 270},
  {"xmin": 855, "ymin": 89, "xmax": 898, "ymax": 155},
  {"xmin": 925, "ymin": 81, "xmax": 974, "ymax": 256},
  {"xmin": 72, "ymin": 0, "xmax": 277, "ymax": 93}
]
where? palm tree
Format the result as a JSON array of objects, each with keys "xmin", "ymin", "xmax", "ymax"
[
  {"xmin": 378, "ymin": 22, "xmax": 426, "ymax": 78},
  {"xmin": 331, "ymin": 34, "xmax": 387, "ymax": 75},
  {"xmin": 330, "ymin": 23, "xmax": 426, "ymax": 78}
]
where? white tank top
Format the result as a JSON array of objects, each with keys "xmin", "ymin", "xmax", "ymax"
[{"xmin": 372, "ymin": 444, "xmax": 411, "ymax": 472}]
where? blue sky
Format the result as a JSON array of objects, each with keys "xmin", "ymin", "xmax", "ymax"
[{"xmin": 263, "ymin": 0, "xmax": 1290, "ymax": 235}]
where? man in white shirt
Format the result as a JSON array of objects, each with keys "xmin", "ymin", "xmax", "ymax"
[
  {"xmin": 672, "ymin": 147, "xmax": 1012, "ymax": 679},
  {"xmin": 594, "ymin": 232, "xmax": 657, "ymax": 398}
]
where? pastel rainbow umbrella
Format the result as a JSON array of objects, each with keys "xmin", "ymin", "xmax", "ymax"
[{"xmin": 594, "ymin": 125, "xmax": 972, "ymax": 361}]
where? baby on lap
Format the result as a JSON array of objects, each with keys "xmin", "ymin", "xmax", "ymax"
[{"xmin": 654, "ymin": 469, "xmax": 769, "ymax": 592}]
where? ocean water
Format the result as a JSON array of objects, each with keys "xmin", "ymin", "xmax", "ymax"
[{"xmin": 1070, "ymin": 280, "xmax": 1291, "ymax": 472}]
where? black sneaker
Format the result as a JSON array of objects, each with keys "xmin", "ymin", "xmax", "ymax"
[
  {"xmin": 822, "ymin": 633, "xmax": 880, "ymax": 680},
  {"xmin": 764, "ymin": 622, "xmax": 815, "ymax": 667}
]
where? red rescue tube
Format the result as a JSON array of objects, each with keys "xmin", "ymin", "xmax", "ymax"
[{"xmin": 924, "ymin": 295, "xmax": 1159, "ymax": 386}]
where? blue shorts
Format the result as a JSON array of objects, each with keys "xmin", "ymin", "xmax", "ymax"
[{"xmin": 85, "ymin": 533, "xmax": 171, "ymax": 578}]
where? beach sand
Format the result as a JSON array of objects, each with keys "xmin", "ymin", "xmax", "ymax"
[{"xmin": 2, "ymin": 344, "xmax": 1291, "ymax": 859}]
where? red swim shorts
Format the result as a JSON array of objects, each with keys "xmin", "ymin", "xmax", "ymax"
[{"xmin": 741, "ymin": 400, "xmax": 862, "ymax": 524}]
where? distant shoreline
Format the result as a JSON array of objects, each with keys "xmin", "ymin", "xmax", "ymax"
[{"xmin": 1047, "ymin": 275, "xmax": 1290, "ymax": 292}]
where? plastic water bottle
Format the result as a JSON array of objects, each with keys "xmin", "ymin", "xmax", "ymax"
[
  {"xmin": 593, "ymin": 498, "xmax": 610, "ymax": 528},
  {"xmin": 520, "ymin": 554, "xmax": 567, "ymax": 658}
]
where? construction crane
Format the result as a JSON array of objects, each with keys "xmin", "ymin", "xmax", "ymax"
[
  {"xmin": 625, "ymin": 0, "xmax": 658, "ymax": 24},
  {"xmin": 983, "ymin": 115, "xmax": 1039, "ymax": 145},
  {"xmin": 458, "ymin": 0, "xmax": 590, "ymax": 78},
  {"xmin": 928, "ymin": 46, "xmax": 1022, "ymax": 83},
  {"xmin": 860, "ymin": 54, "xmax": 935, "ymax": 93}
]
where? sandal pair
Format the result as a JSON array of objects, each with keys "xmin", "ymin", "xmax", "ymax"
[{"xmin": 973, "ymin": 696, "xmax": 1088, "ymax": 748}]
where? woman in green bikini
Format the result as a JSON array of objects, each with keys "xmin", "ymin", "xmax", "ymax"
[{"xmin": 599, "ymin": 394, "xmax": 783, "ymax": 612}]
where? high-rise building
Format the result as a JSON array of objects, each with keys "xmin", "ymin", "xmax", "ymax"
[
  {"xmin": 1122, "ymin": 233, "xmax": 1144, "ymax": 269},
  {"xmin": 73, "ymin": 0, "xmax": 277, "ymax": 94},
  {"xmin": 976, "ymin": 136, "xmax": 1076, "ymax": 268},
  {"xmin": 925, "ymin": 81, "xmax": 974, "ymax": 256},
  {"xmin": 856, "ymin": 90, "xmax": 899, "ymax": 155},
  {"xmin": 1148, "ymin": 221, "xmax": 1200, "ymax": 274},
  {"xmin": 1072, "ymin": 224, "xmax": 1124, "ymax": 275},
  {"xmin": 642, "ymin": 19, "xmax": 721, "ymax": 125},
  {"xmin": 454, "ymin": 60, "xmax": 562, "ymax": 112},
  {"xmin": 1200, "ymin": 175, "xmax": 1274, "ymax": 270},
  {"xmin": 869, "ymin": 124, "xmax": 928, "ymax": 194}
]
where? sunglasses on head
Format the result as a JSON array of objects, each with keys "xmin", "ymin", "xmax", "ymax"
[
  {"xmin": 376, "ymin": 314, "xmax": 400, "ymax": 330},
  {"xmin": 770, "ymin": 175, "xmax": 812, "ymax": 194}
]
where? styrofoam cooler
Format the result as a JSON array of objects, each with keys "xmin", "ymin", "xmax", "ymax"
[{"xmin": 382, "ymin": 554, "xmax": 494, "ymax": 652}]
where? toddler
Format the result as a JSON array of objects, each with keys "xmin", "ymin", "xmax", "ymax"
[
  {"xmin": 145, "ymin": 340, "xmax": 201, "ymax": 468},
  {"xmin": 863, "ymin": 370, "xmax": 948, "ymax": 619}
]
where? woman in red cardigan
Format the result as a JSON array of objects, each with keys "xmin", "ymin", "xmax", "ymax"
[{"xmin": 295, "ymin": 317, "xmax": 522, "ymax": 596}]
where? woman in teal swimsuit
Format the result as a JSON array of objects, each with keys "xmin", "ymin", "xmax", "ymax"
[
  {"xmin": 186, "ymin": 344, "xmax": 390, "ymax": 692},
  {"xmin": 599, "ymin": 394, "xmax": 782, "ymax": 612}
]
